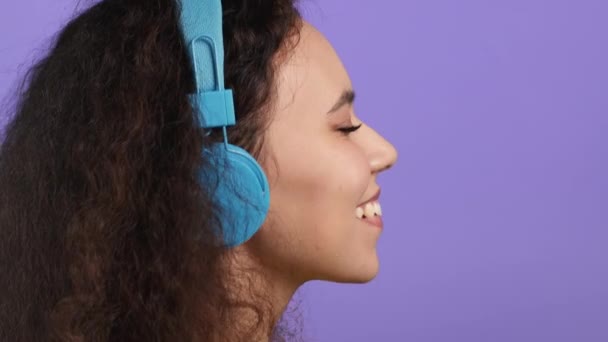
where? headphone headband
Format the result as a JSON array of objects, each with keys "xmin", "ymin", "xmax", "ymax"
[{"xmin": 178, "ymin": 0, "xmax": 235, "ymax": 130}]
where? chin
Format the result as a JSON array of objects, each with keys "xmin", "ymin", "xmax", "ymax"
[
  {"xmin": 326, "ymin": 256, "xmax": 380, "ymax": 284},
  {"xmin": 354, "ymin": 249, "xmax": 381, "ymax": 282},
  {"xmin": 352, "ymin": 264, "xmax": 380, "ymax": 283}
]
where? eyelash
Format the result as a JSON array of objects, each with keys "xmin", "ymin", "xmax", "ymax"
[{"xmin": 337, "ymin": 123, "xmax": 363, "ymax": 136}]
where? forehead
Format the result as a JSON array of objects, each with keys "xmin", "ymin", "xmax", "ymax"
[{"xmin": 273, "ymin": 21, "xmax": 351, "ymax": 114}]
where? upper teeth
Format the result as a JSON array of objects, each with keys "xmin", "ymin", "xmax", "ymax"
[{"xmin": 355, "ymin": 201, "xmax": 382, "ymax": 219}]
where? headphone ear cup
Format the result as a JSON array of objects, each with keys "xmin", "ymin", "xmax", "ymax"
[{"xmin": 199, "ymin": 143, "xmax": 270, "ymax": 247}]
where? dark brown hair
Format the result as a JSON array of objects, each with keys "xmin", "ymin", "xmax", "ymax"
[{"xmin": 0, "ymin": 0, "xmax": 302, "ymax": 340}]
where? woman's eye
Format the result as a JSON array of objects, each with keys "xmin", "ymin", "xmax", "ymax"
[{"xmin": 337, "ymin": 123, "xmax": 363, "ymax": 136}]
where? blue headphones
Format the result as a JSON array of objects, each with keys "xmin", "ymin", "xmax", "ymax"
[{"xmin": 178, "ymin": 0, "xmax": 271, "ymax": 247}]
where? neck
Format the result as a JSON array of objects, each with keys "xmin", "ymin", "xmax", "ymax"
[{"xmin": 220, "ymin": 244, "xmax": 302, "ymax": 342}]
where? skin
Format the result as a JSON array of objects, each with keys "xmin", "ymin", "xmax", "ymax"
[{"xmin": 228, "ymin": 20, "xmax": 398, "ymax": 338}]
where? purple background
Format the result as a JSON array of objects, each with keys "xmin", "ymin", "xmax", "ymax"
[{"xmin": 2, "ymin": 1, "xmax": 607, "ymax": 341}]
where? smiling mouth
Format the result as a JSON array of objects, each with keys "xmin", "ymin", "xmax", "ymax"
[
  {"xmin": 355, "ymin": 200, "xmax": 382, "ymax": 219},
  {"xmin": 355, "ymin": 200, "xmax": 383, "ymax": 229}
]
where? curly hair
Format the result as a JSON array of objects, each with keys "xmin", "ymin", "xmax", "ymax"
[{"xmin": 0, "ymin": 0, "xmax": 302, "ymax": 340}]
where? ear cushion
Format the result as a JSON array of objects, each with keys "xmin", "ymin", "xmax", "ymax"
[{"xmin": 198, "ymin": 143, "xmax": 270, "ymax": 247}]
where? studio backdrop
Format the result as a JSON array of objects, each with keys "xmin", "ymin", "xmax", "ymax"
[{"xmin": 1, "ymin": 1, "xmax": 607, "ymax": 341}]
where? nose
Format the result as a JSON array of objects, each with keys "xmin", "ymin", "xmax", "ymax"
[{"xmin": 360, "ymin": 124, "xmax": 398, "ymax": 174}]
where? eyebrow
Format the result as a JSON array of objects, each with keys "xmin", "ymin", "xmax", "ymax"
[{"xmin": 326, "ymin": 89, "xmax": 356, "ymax": 114}]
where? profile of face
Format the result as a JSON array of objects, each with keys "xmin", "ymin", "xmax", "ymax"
[{"xmin": 245, "ymin": 21, "xmax": 398, "ymax": 286}]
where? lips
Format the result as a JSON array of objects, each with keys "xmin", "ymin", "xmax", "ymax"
[
  {"xmin": 361, "ymin": 214, "xmax": 383, "ymax": 229},
  {"xmin": 358, "ymin": 188, "xmax": 381, "ymax": 207}
]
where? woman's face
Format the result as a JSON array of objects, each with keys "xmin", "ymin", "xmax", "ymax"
[{"xmin": 247, "ymin": 21, "xmax": 398, "ymax": 285}]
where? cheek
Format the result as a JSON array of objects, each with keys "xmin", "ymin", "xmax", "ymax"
[
  {"xmin": 326, "ymin": 143, "xmax": 371, "ymax": 205},
  {"xmin": 277, "ymin": 141, "xmax": 370, "ymax": 239},
  {"xmin": 286, "ymin": 140, "xmax": 368, "ymax": 207}
]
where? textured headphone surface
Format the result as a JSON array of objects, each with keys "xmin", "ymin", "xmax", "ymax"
[
  {"xmin": 198, "ymin": 143, "xmax": 270, "ymax": 247},
  {"xmin": 180, "ymin": 0, "xmax": 270, "ymax": 247}
]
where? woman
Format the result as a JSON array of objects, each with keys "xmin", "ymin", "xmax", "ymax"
[{"xmin": 0, "ymin": 0, "xmax": 397, "ymax": 340}]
